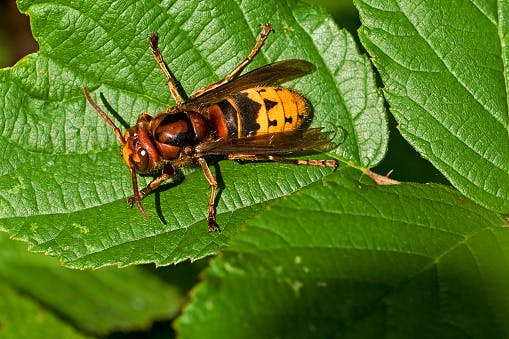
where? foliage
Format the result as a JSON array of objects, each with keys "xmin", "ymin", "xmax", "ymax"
[{"xmin": 0, "ymin": 0, "xmax": 507, "ymax": 337}]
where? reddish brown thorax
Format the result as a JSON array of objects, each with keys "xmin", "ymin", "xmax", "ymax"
[{"xmin": 121, "ymin": 111, "xmax": 209, "ymax": 174}]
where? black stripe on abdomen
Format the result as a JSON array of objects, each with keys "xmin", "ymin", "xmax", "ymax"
[
  {"xmin": 230, "ymin": 92, "xmax": 261, "ymax": 137},
  {"xmin": 217, "ymin": 99, "xmax": 239, "ymax": 138}
]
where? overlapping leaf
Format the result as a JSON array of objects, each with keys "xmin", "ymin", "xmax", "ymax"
[
  {"xmin": 176, "ymin": 167, "xmax": 509, "ymax": 338},
  {"xmin": 356, "ymin": 0, "xmax": 509, "ymax": 212}
]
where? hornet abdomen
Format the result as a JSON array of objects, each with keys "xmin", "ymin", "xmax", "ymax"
[{"xmin": 208, "ymin": 87, "xmax": 311, "ymax": 139}]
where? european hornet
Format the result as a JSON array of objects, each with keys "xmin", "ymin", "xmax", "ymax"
[{"xmin": 84, "ymin": 24, "xmax": 338, "ymax": 232}]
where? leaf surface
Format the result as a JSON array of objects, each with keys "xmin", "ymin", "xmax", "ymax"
[
  {"xmin": 176, "ymin": 167, "xmax": 509, "ymax": 338},
  {"xmin": 0, "ymin": 0, "xmax": 386, "ymax": 267},
  {"xmin": 0, "ymin": 233, "xmax": 182, "ymax": 336},
  {"xmin": 356, "ymin": 0, "xmax": 509, "ymax": 212}
]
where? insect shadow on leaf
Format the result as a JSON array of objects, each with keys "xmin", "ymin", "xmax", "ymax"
[
  {"xmin": 98, "ymin": 92, "xmax": 130, "ymax": 130},
  {"xmin": 153, "ymin": 168, "xmax": 186, "ymax": 225}
]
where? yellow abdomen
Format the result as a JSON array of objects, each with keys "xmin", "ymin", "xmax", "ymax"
[{"xmin": 209, "ymin": 87, "xmax": 312, "ymax": 139}]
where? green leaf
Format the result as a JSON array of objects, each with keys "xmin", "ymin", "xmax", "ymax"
[
  {"xmin": 0, "ymin": 282, "xmax": 91, "ymax": 339},
  {"xmin": 176, "ymin": 167, "xmax": 509, "ymax": 338},
  {"xmin": 0, "ymin": 233, "xmax": 182, "ymax": 336},
  {"xmin": 0, "ymin": 0, "xmax": 385, "ymax": 267},
  {"xmin": 355, "ymin": 0, "xmax": 509, "ymax": 213}
]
